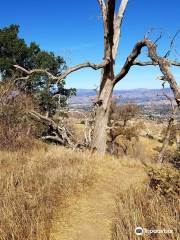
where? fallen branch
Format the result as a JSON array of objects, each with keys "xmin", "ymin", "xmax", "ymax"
[
  {"xmin": 41, "ymin": 135, "xmax": 64, "ymax": 145},
  {"xmin": 28, "ymin": 110, "xmax": 76, "ymax": 148}
]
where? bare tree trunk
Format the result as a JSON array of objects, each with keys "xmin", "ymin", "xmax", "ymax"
[
  {"xmin": 91, "ymin": 0, "xmax": 128, "ymax": 153},
  {"xmin": 91, "ymin": 0, "xmax": 116, "ymax": 153},
  {"xmin": 91, "ymin": 79, "xmax": 114, "ymax": 153}
]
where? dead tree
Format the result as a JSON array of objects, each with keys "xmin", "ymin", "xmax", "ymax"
[
  {"xmin": 158, "ymin": 91, "xmax": 178, "ymax": 164},
  {"xmin": 28, "ymin": 110, "xmax": 77, "ymax": 148},
  {"xmin": 13, "ymin": 0, "xmax": 180, "ymax": 154}
]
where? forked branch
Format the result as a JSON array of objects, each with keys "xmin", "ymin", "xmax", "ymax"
[{"xmin": 114, "ymin": 38, "xmax": 180, "ymax": 109}]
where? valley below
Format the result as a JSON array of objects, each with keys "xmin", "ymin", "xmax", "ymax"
[{"xmin": 69, "ymin": 88, "xmax": 176, "ymax": 120}]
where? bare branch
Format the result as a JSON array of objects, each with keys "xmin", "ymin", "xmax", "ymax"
[
  {"xmin": 41, "ymin": 135, "xmax": 64, "ymax": 144},
  {"xmin": 13, "ymin": 65, "xmax": 59, "ymax": 81},
  {"xmin": 14, "ymin": 76, "xmax": 30, "ymax": 82},
  {"xmin": 133, "ymin": 60, "xmax": 158, "ymax": 66},
  {"xmin": 28, "ymin": 110, "xmax": 59, "ymax": 129},
  {"xmin": 28, "ymin": 110, "xmax": 76, "ymax": 148},
  {"xmin": 144, "ymin": 28, "xmax": 155, "ymax": 39},
  {"xmin": 169, "ymin": 60, "xmax": 180, "ymax": 66},
  {"xmin": 114, "ymin": 40, "xmax": 146, "ymax": 83},
  {"xmin": 113, "ymin": 0, "xmax": 129, "ymax": 59},
  {"xmin": 133, "ymin": 59, "xmax": 180, "ymax": 66},
  {"xmin": 153, "ymin": 31, "xmax": 164, "ymax": 46},
  {"xmin": 97, "ymin": 0, "xmax": 107, "ymax": 22},
  {"xmin": 114, "ymin": 38, "xmax": 180, "ymax": 109},
  {"xmin": 164, "ymin": 30, "xmax": 180, "ymax": 58},
  {"xmin": 56, "ymin": 59, "xmax": 110, "ymax": 82},
  {"xmin": 117, "ymin": 0, "xmax": 129, "ymax": 22},
  {"xmin": 13, "ymin": 58, "xmax": 110, "ymax": 82}
]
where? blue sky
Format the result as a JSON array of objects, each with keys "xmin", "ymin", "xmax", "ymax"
[{"xmin": 0, "ymin": 0, "xmax": 180, "ymax": 89}]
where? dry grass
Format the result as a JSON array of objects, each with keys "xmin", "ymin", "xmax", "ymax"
[
  {"xmin": 0, "ymin": 146, "xmax": 99, "ymax": 240},
  {"xmin": 0, "ymin": 112, "xmax": 178, "ymax": 240},
  {"xmin": 111, "ymin": 186, "xmax": 179, "ymax": 240},
  {"xmin": 132, "ymin": 136, "xmax": 161, "ymax": 163}
]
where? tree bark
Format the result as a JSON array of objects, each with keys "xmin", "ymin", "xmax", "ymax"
[
  {"xmin": 91, "ymin": 0, "xmax": 130, "ymax": 154},
  {"xmin": 91, "ymin": 0, "xmax": 116, "ymax": 153},
  {"xmin": 91, "ymin": 79, "xmax": 114, "ymax": 153}
]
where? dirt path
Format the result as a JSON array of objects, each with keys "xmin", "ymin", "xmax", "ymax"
[{"xmin": 50, "ymin": 160, "xmax": 146, "ymax": 240}]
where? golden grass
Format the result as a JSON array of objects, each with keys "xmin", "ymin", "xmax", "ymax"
[
  {"xmin": 0, "ymin": 133, "xmax": 178, "ymax": 240},
  {"xmin": 0, "ymin": 146, "xmax": 99, "ymax": 240},
  {"xmin": 111, "ymin": 186, "xmax": 179, "ymax": 240}
]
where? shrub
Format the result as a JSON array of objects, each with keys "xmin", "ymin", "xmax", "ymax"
[
  {"xmin": 169, "ymin": 150, "xmax": 180, "ymax": 169},
  {"xmin": 0, "ymin": 81, "xmax": 37, "ymax": 150},
  {"xmin": 147, "ymin": 164, "xmax": 179, "ymax": 200},
  {"xmin": 108, "ymin": 102, "xmax": 142, "ymax": 156}
]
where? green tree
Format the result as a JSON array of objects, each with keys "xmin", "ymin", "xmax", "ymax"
[{"xmin": 0, "ymin": 24, "xmax": 76, "ymax": 116}]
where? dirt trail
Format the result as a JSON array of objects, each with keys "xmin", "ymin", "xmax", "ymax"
[{"xmin": 50, "ymin": 160, "xmax": 146, "ymax": 240}]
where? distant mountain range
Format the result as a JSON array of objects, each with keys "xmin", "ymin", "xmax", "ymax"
[{"xmin": 69, "ymin": 88, "xmax": 173, "ymax": 107}]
